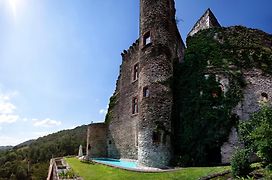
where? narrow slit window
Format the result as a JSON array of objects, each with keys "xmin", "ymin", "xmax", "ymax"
[
  {"xmin": 143, "ymin": 31, "xmax": 151, "ymax": 46},
  {"xmin": 132, "ymin": 97, "xmax": 138, "ymax": 114},
  {"xmin": 143, "ymin": 86, "xmax": 150, "ymax": 97},
  {"xmin": 135, "ymin": 128, "xmax": 138, "ymax": 147},
  {"xmin": 133, "ymin": 64, "xmax": 139, "ymax": 81},
  {"xmin": 152, "ymin": 131, "xmax": 161, "ymax": 144},
  {"xmin": 162, "ymin": 133, "xmax": 167, "ymax": 145}
]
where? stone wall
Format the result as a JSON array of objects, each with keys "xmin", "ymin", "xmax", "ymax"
[
  {"xmin": 107, "ymin": 0, "xmax": 184, "ymax": 167},
  {"xmin": 86, "ymin": 123, "xmax": 107, "ymax": 158},
  {"xmin": 221, "ymin": 68, "xmax": 272, "ymax": 163},
  {"xmin": 107, "ymin": 40, "xmax": 140, "ymax": 160},
  {"xmin": 188, "ymin": 8, "xmax": 221, "ymax": 37}
]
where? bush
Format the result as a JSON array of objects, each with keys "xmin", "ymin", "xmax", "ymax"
[
  {"xmin": 239, "ymin": 104, "xmax": 272, "ymax": 168},
  {"xmin": 231, "ymin": 149, "xmax": 251, "ymax": 177}
]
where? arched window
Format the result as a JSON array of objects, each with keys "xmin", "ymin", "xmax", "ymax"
[{"xmin": 132, "ymin": 97, "xmax": 138, "ymax": 114}]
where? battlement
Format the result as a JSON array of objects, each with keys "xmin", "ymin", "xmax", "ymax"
[{"xmin": 121, "ymin": 39, "xmax": 140, "ymax": 59}]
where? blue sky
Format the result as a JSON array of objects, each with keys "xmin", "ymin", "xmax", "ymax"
[{"xmin": 0, "ymin": 0, "xmax": 271, "ymax": 146}]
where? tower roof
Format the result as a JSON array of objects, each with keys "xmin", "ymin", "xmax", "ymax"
[{"xmin": 188, "ymin": 8, "xmax": 221, "ymax": 37}]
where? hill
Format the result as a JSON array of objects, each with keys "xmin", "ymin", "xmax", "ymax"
[
  {"xmin": 0, "ymin": 146, "xmax": 13, "ymax": 152},
  {"xmin": 14, "ymin": 140, "xmax": 35, "ymax": 149},
  {"xmin": 0, "ymin": 125, "xmax": 88, "ymax": 179}
]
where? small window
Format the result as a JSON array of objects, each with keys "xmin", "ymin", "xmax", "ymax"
[
  {"xmin": 162, "ymin": 133, "xmax": 167, "ymax": 145},
  {"xmin": 132, "ymin": 97, "xmax": 138, "ymax": 114},
  {"xmin": 143, "ymin": 86, "xmax": 150, "ymax": 97},
  {"xmin": 212, "ymin": 91, "xmax": 218, "ymax": 98},
  {"xmin": 135, "ymin": 128, "xmax": 138, "ymax": 147},
  {"xmin": 261, "ymin": 92, "xmax": 268, "ymax": 99},
  {"xmin": 108, "ymin": 140, "xmax": 112, "ymax": 145},
  {"xmin": 152, "ymin": 131, "xmax": 161, "ymax": 144},
  {"xmin": 212, "ymin": 87, "xmax": 222, "ymax": 98},
  {"xmin": 261, "ymin": 92, "xmax": 268, "ymax": 101},
  {"xmin": 143, "ymin": 31, "xmax": 151, "ymax": 46},
  {"xmin": 133, "ymin": 64, "xmax": 139, "ymax": 81}
]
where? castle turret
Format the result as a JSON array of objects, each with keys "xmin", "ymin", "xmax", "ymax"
[
  {"xmin": 188, "ymin": 8, "xmax": 221, "ymax": 37},
  {"xmin": 137, "ymin": 0, "xmax": 184, "ymax": 168}
]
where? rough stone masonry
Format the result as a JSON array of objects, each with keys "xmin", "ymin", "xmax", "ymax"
[{"xmin": 86, "ymin": 0, "xmax": 272, "ymax": 168}]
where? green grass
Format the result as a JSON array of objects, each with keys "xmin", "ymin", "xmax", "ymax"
[{"xmin": 65, "ymin": 157, "xmax": 230, "ymax": 180}]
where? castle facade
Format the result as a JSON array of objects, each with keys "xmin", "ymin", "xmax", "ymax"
[{"xmin": 86, "ymin": 0, "xmax": 272, "ymax": 168}]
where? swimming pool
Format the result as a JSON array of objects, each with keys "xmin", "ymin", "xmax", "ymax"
[{"xmin": 92, "ymin": 158, "xmax": 137, "ymax": 169}]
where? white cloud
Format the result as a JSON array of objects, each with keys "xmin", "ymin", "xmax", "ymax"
[
  {"xmin": 32, "ymin": 118, "xmax": 62, "ymax": 127},
  {"xmin": 99, "ymin": 109, "xmax": 107, "ymax": 115},
  {"xmin": 0, "ymin": 90, "xmax": 19, "ymax": 124},
  {"xmin": 0, "ymin": 95, "xmax": 10, "ymax": 101},
  {"xmin": 0, "ymin": 102, "xmax": 16, "ymax": 114},
  {"xmin": 22, "ymin": 118, "xmax": 28, "ymax": 122},
  {"xmin": 0, "ymin": 135, "xmax": 27, "ymax": 146},
  {"xmin": 33, "ymin": 131, "xmax": 50, "ymax": 137},
  {"xmin": 0, "ymin": 114, "xmax": 19, "ymax": 123}
]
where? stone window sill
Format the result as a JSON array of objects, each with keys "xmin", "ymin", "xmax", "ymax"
[
  {"xmin": 131, "ymin": 113, "xmax": 139, "ymax": 117},
  {"xmin": 141, "ymin": 43, "xmax": 152, "ymax": 51}
]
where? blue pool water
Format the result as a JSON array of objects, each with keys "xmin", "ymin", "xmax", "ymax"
[{"xmin": 92, "ymin": 158, "xmax": 137, "ymax": 169}]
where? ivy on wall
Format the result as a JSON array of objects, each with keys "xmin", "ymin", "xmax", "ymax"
[
  {"xmin": 105, "ymin": 93, "xmax": 118, "ymax": 124},
  {"xmin": 172, "ymin": 26, "xmax": 272, "ymax": 166}
]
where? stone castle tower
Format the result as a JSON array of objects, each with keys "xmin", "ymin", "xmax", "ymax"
[
  {"xmin": 86, "ymin": 0, "xmax": 184, "ymax": 168},
  {"xmin": 137, "ymin": 0, "xmax": 184, "ymax": 167}
]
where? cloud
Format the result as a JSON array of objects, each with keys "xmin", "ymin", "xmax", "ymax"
[
  {"xmin": 0, "ymin": 91, "xmax": 19, "ymax": 124},
  {"xmin": 32, "ymin": 118, "xmax": 62, "ymax": 127},
  {"xmin": 99, "ymin": 109, "xmax": 107, "ymax": 115},
  {"xmin": 0, "ymin": 102, "xmax": 16, "ymax": 114},
  {"xmin": 0, "ymin": 114, "xmax": 19, "ymax": 123},
  {"xmin": 0, "ymin": 135, "xmax": 27, "ymax": 146},
  {"xmin": 33, "ymin": 131, "xmax": 50, "ymax": 137}
]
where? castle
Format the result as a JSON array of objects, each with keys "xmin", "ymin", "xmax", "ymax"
[{"xmin": 86, "ymin": 0, "xmax": 272, "ymax": 168}]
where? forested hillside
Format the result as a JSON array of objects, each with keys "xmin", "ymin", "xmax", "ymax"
[
  {"xmin": 0, "ymin": 125, "xmax": 87, "ymax": 180},
  {"xmin": 0, "ymin": 146, "xmax": 13, "ymax": 152}
]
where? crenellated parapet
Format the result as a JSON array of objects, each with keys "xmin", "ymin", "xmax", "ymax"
[{"xmin": 121, "ymin": 39, "xmax": 140, "ymax": 60}]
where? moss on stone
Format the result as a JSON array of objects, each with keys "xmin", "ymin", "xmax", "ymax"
[{"xmin": 105, "ymin": 93, "xmax": 118, "ymax": 124}]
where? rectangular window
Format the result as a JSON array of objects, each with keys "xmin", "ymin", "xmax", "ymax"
[
  {"xmin": 143, "ymin": 86, "xmax": 150, "ymax": 97},
  {"xmin": 152, "ymin": 131, "xmax": 161, "ymax": 144},
  {"xmin": 132, "ymin": 97, "xmax": 138, "ymax": 114},
  {"xmin": 133, "ymin": 64, "xmax": 139, "ymax": 81},
  {"xmin": 143, "ymin": 31, "xmax": 151, "ymax": 46}
]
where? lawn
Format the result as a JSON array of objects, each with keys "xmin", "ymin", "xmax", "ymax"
[{"xmin": 65, "ymin": 157, "xmax": 230, "ymax": 180}]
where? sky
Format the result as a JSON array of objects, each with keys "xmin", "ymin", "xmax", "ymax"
[{"xmin": 0, "ymin": 0, "xmax": 271, "ymax": 146}]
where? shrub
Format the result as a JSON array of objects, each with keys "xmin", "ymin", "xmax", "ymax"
[
  {"xmin": 239, "ymin": 104, "xmax": 272, "ymax": 168},
  {"xmin": 231, "ymin": 149, "xmax": 251, "ymax": 177}
]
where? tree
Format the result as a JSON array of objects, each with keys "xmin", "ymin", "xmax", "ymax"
[{"xmin": 239, "ymin": 103, "xmax": 272, "ymax": 167}]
